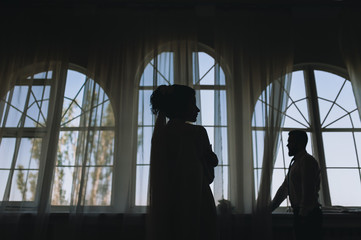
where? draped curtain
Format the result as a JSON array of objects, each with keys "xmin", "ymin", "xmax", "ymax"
[
  {"xmin": 339, "ymin": 10, "xmax": 361, "ymax": 122},
  {"xmin": 213, "ymin": 13, "xmax": 294, "ymax": 239}
]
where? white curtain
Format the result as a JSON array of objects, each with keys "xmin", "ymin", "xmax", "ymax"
[
  {"xmin": 339, "ymin": 10, "xmax": 361, "ymax": 122},
  {"xmin": 214, "ymin": 13, "xmax": 294, "ymax": 239}
]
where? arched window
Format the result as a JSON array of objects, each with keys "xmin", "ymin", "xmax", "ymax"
[
  {"xmin": 0, "ymin": 63, "xmax": 115, "ymax": 209},
  {"xmin": 252, "ymin": 64, "xmax": 361, "ymax": 207},
  {"xmin": 136, "ymin": 44, "xmax": 229, "ymax": 206}
]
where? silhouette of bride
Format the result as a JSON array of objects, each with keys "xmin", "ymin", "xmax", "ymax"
[{"xmin": 147, "ymin": 84, "xmax": 219, "ymax": 240}]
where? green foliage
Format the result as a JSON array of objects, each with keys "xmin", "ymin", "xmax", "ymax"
[{"xmin": 16, "ymin": 165, "xmax": 27, "ymax": 200}]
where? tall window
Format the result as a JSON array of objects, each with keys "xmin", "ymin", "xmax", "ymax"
[
  {"xmin": 252, "ymin": 65, "xmax": 361, "ymax": 207},
  {"xmin": 136, "ymin": 46, "xmax": 229, "ymax": 206},
  {"xmin": 0, "ymin": 63, "xmax": 114, "ymax": 209},
  {"xmin": 0, "ymin": 70, "xmax": 52, "ymax": 204}
]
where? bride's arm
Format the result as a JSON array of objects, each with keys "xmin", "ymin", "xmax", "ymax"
[{"xmin": 199, "ymin": 126, "xmax": 218, "ymax": 167}]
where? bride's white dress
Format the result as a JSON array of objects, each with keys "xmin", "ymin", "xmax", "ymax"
[{"xmin": 147, "ymin": 118, "xmax": 218, "ymax": 240}]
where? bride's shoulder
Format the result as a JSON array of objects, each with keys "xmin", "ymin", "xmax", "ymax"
[{"xmin": 186, "ymin": 124, "xmax": 207, "ymax": 136}]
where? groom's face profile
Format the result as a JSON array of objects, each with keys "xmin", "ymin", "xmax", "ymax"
[{"xmin": 287, "ymin": 135, "xmax": 297, "ymax": 156}]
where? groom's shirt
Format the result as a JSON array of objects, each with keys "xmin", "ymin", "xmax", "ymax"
[{"xmin": 286, "ymin": 150, "xmax": 321, "ymax": 216}]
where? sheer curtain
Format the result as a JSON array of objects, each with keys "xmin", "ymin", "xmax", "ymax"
[
  {"xmin": 214, "ymin": 13, "xmax": 294, "ymax": 239},
  {"xmin": 339, "ymin": 10, "xmax": 361, "ymax": 121}
]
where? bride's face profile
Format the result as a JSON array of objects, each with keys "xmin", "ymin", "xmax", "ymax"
[{"xmin": 183, "ymin": 95, "xmax": 200, "ymax": 122}]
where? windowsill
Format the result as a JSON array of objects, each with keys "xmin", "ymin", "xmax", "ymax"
[
  {"xmin": 1, "ymin": 205, "xmax": 361, "ymax": 216},
  {"xmin": 272, "ymin": 206, "xmax": 361, "ymax": 214}
]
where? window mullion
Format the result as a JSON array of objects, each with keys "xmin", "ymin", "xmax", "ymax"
[
  {"xmin": 37, "ymin": 63, "xmax": 68, "ymax": 214},
  {"xmin": 304, "ymin": 67, "xmax": 331, "ymax": 206}
]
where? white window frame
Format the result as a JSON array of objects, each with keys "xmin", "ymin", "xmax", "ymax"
[
  {"xmin": 0, "ymin": 62, "xmax": 116, "ymax": 213},
  {"xmin": 132, "ymin": 42, "xmax": 230, "ymax": 210},
  {"xmin": 253, "ymin": 63, "xmax": 361, "ymax": 210}
]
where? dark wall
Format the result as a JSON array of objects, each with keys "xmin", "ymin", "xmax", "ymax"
[{"xmin": 0, "ymin": 1, "xmax": 357, "ymax": 71}]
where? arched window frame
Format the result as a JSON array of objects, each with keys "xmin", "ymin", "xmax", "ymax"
[
  {"xmin": 0, "ymin": 62, "xmax": 116, "ymax": 212},
  {"xmin": 133, "ymin": 42, "xmax": 230, "ymax": 209},
  {"xmin": 252, "ymin": 63, "xmax": 361, "ymax": 209}
]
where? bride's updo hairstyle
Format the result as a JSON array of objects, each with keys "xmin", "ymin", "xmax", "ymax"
[{"xmin": 150, "ymin": 84, "xmax": 195, "ymax": 119}]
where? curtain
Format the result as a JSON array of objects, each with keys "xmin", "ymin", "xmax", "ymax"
[
  {"xmin": 214, "ymin": 12, "xmax": 294, "ymax": 239},
  {"xmin": 339, "ymin": 10, "xmax": 361, "ymax": 121}
]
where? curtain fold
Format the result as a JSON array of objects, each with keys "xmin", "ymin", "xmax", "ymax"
[
  {"xmin": 214, "ymin": 12, "xmax": 294, "ymax": 239},
  {"xmin": 339, "ymin": 10, "xmax": 361, "ymax": 122}
]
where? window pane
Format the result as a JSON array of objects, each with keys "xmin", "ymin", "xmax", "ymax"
[
  {"xmin": 0, "ymin": 170, "xmax": 10, "ymax": 200},
  {"xmin": 204, "ymin": 126, "xmax": 228, "ymax": 165},
  {"xmin": 62, "ymin": 72, "xmax": 114, "ymax": 128},
  {"xmin": 215, "ymin": 64, "xmax": 226, "ymax": 86},
  {"xmin": 252, "ymin": 100, "xmax": 266, "ymax": 127},
  {"xmin": 31, "ymin": 71, "xmax": 52, "ymax": 79},
  {"xmin": 88, "ymin": 131, "xmax": 114, "ymax": 166},
  {"xmin": 327, "ymin": 169, "xmax": 361, "ymax": 206},
  {"xmin": 16, "ymin": 138, "xmax": 41, "ymax": 169},
  {"xmin": 24, "ymin": 86, "xmax": 50, "ymax": 127},
  {"xmin": 354, "ymin": 133, "xmax": 361, "ymax": 167},
  {"xmin": 315, "ymin": 70, "xmax": 345, "ymax": 101},
  {"xmin": 140, "ymin": 62, "xmax": 154, "ymax": 86},
  {"xmin": 137, "ymin": 127, "xmax": 153, "ymax": 165},
  {"xmin": 156, "ymin": 52, "xmax": 174, "ymax": 85},
  {"xmin": 218, "ymin": 90, "xmax": 227, "ymax": 126},
  {"xmin": 61, "ymin": 99, "xmax": 80, "ymax": 127},
  {"xmin": 217, "ymin": 127, "xmax": 228, "ymax": 165},
  {"xmin": 283, "ymin": 102, "xmax": 309, "ymax": 128},
  {"xmin": 272, "ymin": 169, "xmax": 288, "ymax": 207},
  {"xmin": 336, "ymin": 80, "xmax": 358, "ymax": 112},
  {"xmin": 0, "ymin": 137, "xmax": 42, "ymax": 201},
  {"xmin": 254, "ymin": 169, "xmax": 262, "ymax": 199},
  {"xmin": 318, "ymin": 99, "xmax": 333, "ymax": 125},
  {"xmin": 200, "ymin": 90, "xmax": 214, "ymax": 126},
  {"xmin": 138, "ymin": 90, "xmax": 154, "ymax": 126},
  {"xmin": 212, "ymin": 166, "xmax": 228, "ymax": 201},
  {"xmin": 84, "ymin": 167, "xmax": 112, "ymax": 205},
  {"xmin": 9, "ymin": 170, "xmax": 38, "ymax": 201},
  {"xmin": 3, "ymin": 86, "xmax": 29, "ymax": 127},
  {"xmin": 289, "ymin": 71, "xmax": 306, "ymax": 101},
  {"xmin": 101, "ymin": 101, "xmax": 115, "ymax": 126},
  {"xmin": 57, "ymin": 131, "xmax": 78, "ymax": 166},
  {"xmin": 194, "ymin": 52, "xmax": 215, "ymax": 85},
  {"xmin": 64, "ymin": 70, "xmax": 87, "ymax": 101},
  {"xmin": 204, "ymin": 127, "xmax": 214, "ymax": 148},
  {"xmin": 323, "ymin": 132, "xmax": 358, "ymax": 167},
  {"xmin": 51, "ymin": 166, "xmax": 75, "ymax": 205},
  {"xmin": 294, "ymin": 100, "xmax": 309, "ymax": 124},
  {"xmin": 140, "ymin": 52, "xmax": 174, "ymax": 86},
  {"xmin": 322, "ymin": 104, "xmax": 351, "ymax": 128},
  {"xmin": 351, "ymin": 111, "xmax": 361, "ymax": 128},
  {"xmin": 135, "ymin": 165, "xmax": 149, "ymax": 206},
  {"xmin": 252, "ymin": 130, "xmax": 265, "ymax": 169},
  {"xmin": 274, "ymin": 132, "xmax": 287, "ymax": 168},
  {"xmin": 284, "ymin": 71, "xmax": 310, "ymax": 128},
  {"xmin": 52, "ymin": 166, "xmax": 113, "ymax": 206},
  {"xmin": 0, "ymin": 138, "xmax": 16, "ymax": 168}
]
